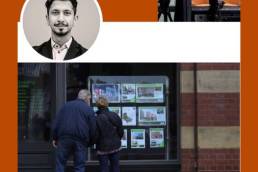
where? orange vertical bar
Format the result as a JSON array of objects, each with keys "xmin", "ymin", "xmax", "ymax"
[
  {"xmin": 0, "ymin": 0, "xmax": 24, "ymax": 171},
  {"xmin": 241, "ymin": 0, "xmax": 258, "ymax": 172}
]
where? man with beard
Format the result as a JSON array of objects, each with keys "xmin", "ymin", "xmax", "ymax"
[{"xmin": 33, "ymin": 0, "xmax": 87, "ymax": 61}]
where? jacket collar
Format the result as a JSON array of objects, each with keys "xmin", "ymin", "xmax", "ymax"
[
  {"xmin": 97, "ymin": 108, "xmax": 109, "ymax": 114},
  {"xmin": 64, "ymin": 38, "xmax": 80, "ymax": 60},
  {"xmin": 42, "ymin": 37, "xmax": 80, "ymax": 60},
  {"xmin": 40, "ymin": 39, "xmax": 53, "ymax": 59}
]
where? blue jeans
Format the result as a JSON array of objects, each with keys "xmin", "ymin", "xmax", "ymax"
[
  {"xmin": 56, "ymin": 138, "xmax": 87, "ymax": 172},
  {"xmin": 98, "ymin": 152, "xmax": 120, "ymax": 172}
]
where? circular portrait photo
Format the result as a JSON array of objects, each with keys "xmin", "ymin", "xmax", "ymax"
[{"xmin": 22, "ymin": 0, "xmax": 101, "ymax": 61}]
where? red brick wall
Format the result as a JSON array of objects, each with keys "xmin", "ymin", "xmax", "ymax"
[
  {"xmin": 181, "ymin": 93, "xmax": 239, "ymax": 126},
  {"xmin": 181, "ymin": 149, "xmax": 195, "ymax": 172},
  {"xmin": 197, "ymin": 93, "xmax": 239, "ymax": 126},
  {"xmin": 182, "ymin": 149, "xmax": 239, "ymax": 172},
  {"xmin": 197, "ymin": 149, "xmax": 239, "ymax": 172},
  {"xmin": 180, "ymin": 63, "xmax": 240, "ymax": 172}
]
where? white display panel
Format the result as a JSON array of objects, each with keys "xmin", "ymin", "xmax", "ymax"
[
  {"xmin": 121, "ymin": 84, "xmax": 136, "ymax": 103},
  {"xmin": 92, "ymin": 84, "xmax": 120, "ymax": 103},
  {"xmin": 121, "ymin": 129, "xmax": 128, "ymax": 148},
  {"xmin": 138, "ymin": 107, "xmax": 166, "ymax": 126},
  {"xmin": 122, "ymin": 107, "xmax": 137, "ymax": 126},
  {"xmin": 150, "ymin": 128, "xmax": 165, "ymax": 148},
  {"xmin": 136, "ymin": 84, "xmax": 164, "ymax": 103},
  {"xmin": 131, "ymin": 129, "xmax": 145, "ymax": 148}
]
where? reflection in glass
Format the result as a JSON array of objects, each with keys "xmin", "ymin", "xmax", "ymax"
[
  {"xmin": 66, "ymin": 63, "xmax": 178, "ymax": 161},
  {"xmin": 18, "ymin": 64, "xmax": 51, "ymax": 142}
]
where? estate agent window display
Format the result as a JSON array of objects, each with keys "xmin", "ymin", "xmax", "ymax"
[{"xmin": 88, "ymin": 76, "xmax": 172, "ymax": 161}]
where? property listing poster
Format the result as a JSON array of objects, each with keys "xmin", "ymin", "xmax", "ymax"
[
  {"xmin": 138, "ymin": 106, "xmax": 166, "ymax": 126},
  {"xmin": 131, "ymin": 129, "xmax": 145, "ymax": 148},
  {"xmin": 121, "ymin": 84, "xmax": 136, "ymax": 103},
  {"xmin": 136, "ymin": 84, "xmax": 164, "ymax": 103},
  {"xmin": 122, "ymin": 107, "xmax": 137, "ymax": 126},
  {"xmin": 121, "ymin": 129, "xmax": 127, "ymax": 148},
  {"xmin": 150, "ymin": 128, "xmax": 165, "ymax": 148},
  {"xmin": 92, "ymin": 84, "xmax": 120, "ymax": 103}
]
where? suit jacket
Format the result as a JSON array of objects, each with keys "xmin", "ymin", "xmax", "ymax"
[{"xmin": 33, "ymin": 38, "xmax": 87, "ymax": 60}]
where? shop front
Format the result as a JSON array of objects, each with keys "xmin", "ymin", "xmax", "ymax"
[{"xmin": 18, "ymin": 63, "xmax": 180, "ymax": 172}]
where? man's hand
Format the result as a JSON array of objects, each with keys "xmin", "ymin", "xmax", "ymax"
[{"xmin": 52, "ymin": 140, "xmax": 58, "ymax": 148}]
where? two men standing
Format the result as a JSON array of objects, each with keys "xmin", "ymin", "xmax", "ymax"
[{"xmin": 52, "ymin": 89, "xmax": 95, "ymax": 172}]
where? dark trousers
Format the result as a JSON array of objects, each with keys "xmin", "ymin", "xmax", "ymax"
[
  {"xmin": 56, "ymin": 138, "xmax": 87, "ymax": 172},
  {"xmin": 98, "ymin": 152, "xmax": 120, "ymax": 172}
]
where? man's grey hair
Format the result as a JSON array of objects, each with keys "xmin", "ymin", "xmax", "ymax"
[{"xmin": 77, "ymin": 89, "xmax": 91, "ymax": 100}]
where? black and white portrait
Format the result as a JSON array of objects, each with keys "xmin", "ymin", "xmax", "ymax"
[{"xmin": 22, "ymin": 0, "xmax": 101, "ymax": 61}]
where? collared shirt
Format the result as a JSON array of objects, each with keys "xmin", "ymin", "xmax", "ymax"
[{"xmin": 51, "ymin": 38, "xmax": 73, "ymax": 61}]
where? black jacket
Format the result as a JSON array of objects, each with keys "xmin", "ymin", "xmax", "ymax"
[
  {"xmin": 95, "ymin": 108, "xmax": 124, "ymax": 152},
  {"xmin": 52, "ymin": 99, "xmax": 96, "ymax": 146},
  {"xmin": 33, "ymin": 38, "xmax": 87, "ymax": 60}
]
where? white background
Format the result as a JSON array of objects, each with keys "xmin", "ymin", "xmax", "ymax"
[{"xmin": 18, "ymin": 22, "xmax": 240, "ymax": 63}]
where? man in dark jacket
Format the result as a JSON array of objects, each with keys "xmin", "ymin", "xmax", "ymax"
[{"xmin": 52, "ymin": 89, "xmax": 96, "ymax": 172}]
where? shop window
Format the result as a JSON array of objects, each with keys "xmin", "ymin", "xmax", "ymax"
[
  {"xmin": 18, "ymin": 64, "xmax": 52, "ymax": 142},
  {"xmin": 89, "ymin": 76, "xmax": 170, "ymax": 160},
  {"xmin": 66, "ymin": 64, "xmax": 179, "ymax": 162}
]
